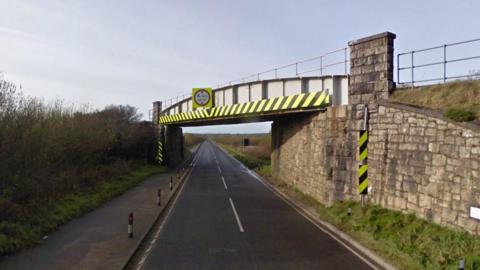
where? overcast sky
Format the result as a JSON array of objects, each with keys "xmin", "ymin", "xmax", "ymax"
[{"xmin": 0, "ymin": 0, "xmax": 479, "ymax": 133}]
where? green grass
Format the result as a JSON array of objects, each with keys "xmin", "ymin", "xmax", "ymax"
[
  {"xmin": 219, "ymin": 144, "xmax": 480, "ymax": 270},
  {"xmin": 444, "ymin": 107, "xmax": 476, "ymax": 122},
  {"xmin": 391, "ymin": 80, "xmax": 480, "ymax": 121},
  {"xmin": 0, "ymin": 165, "xmax": 165, "ymax": 256}
]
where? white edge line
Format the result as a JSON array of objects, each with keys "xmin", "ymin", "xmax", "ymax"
[
  {"xmin": 135, "ymin": 144, "xmax": 202, "ymax": 270},
  {"xmin": 221, "ymin": 176, "xmax": 228, "ymax": 190},
  {"xmin": 229, "ymin": 197, "xmax": 244, "ymax": 233},
  {"xmin": 250, "ymin": 170, "xmax": 382, "ymax": 270},
  {"xmin": 213, "ymin": 142, "xmax": 386, "ymax": 270}
]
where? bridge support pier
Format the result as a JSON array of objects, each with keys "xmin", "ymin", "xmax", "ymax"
[
  {"xmin": 271, "ymin": 32, "xmax": 396, "ymax": 206},
  {"xmin": 164, "ymin": 125, "xmax": 184, "ymax": 167}
]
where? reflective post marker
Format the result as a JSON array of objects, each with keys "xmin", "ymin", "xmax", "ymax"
[{"xmin": 128, "ymin": 212, "xmax": 133, "ymax": 238}]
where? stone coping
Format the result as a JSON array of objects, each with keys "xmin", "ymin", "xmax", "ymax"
[{"xmin": 348, "ymin": 32, "xmax": 396, "ymax": 46}]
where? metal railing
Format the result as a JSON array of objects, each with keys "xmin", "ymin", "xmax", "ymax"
[
  {"xmin": 397, "ymin": 38, "xmax": 480, "ymax": 86},
  {"xmin": 160, "ymin": 47, "xmax": 349, "ymax": 109}
]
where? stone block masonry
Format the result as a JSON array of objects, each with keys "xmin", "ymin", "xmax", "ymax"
[
  {"xmin": 369, "ymin": 101, "xmax": 480, "ymax": 234},
  {"xmin": 271, "ymin": 100, "xmax": 480, "ymax": 235},
  {"xmin": 349, "ymin": 32, "xmax": 396, "ymax": 105},
  {"xmin": 271, "ymin": 106, "xmax": 361, "ymax": 206},
  {"xmin": 271, "ymin": 31, "xmax": 480, "ymax": 235}
]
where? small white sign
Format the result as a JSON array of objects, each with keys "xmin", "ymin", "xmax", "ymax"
[{"xmin": 470, "ymin": 206, "xmax": 480, "ymax": 220}]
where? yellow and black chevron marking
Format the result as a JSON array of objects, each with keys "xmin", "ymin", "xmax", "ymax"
[
  {"xmin": 359, "ymin": 130, "xmax": 368, "ymax": 162},
  {"xmin": 159, "ymin": 90, "xmax": 330, "ymax": 124},
  {"xmin": 157, "ymin": 140, "xmax": 163, "ymax": 164},
  {"xmin": 358, "ymin": 164, "xmax": 368, "ymax": 195}
]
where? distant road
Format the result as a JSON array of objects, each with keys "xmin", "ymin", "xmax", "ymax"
[{"xmin": 138, "ymin": 141, "xmax": 374, "ymax": 270}]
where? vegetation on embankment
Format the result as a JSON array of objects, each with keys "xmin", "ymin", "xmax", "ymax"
[
  {"xmin": 0, "ymin": 166, "xmax": 164, "ymax": 256},
  {"xmin": 391, "ymin": 80, "xmax": 480, "ymax": 122},
  {"xmin": 0, "ymin": 77, "xmax": 160, "ymax": 255},
  {"xmin": 184, "ymin": 133, "xmax": 206, "ymax": 149},
  {"xmin": 219, "ymin": 142, "xmax": 480, "ymax": 270}
]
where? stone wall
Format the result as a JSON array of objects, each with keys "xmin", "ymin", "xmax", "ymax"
[
  {"xmin": 271, "ymin": 106, "xmax": 360, "ymax": 206},
  {"xmin": 368, "ymin": 101, "xmax": 480, "ymax": 234},
  {"xmin": 271, "ymin": 31, "xmax": 480, "ymax": 235},
  {"xmin": 271, "ymin": 101, "xmax": 480, "ymax": 235},
  {"xmin": 349, "ymin": 32, "xmax": 395, "ymax": 105}
]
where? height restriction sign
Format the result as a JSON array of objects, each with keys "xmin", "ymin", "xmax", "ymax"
[{"xmin": 192, "ymin": 88, "xmax": 213, "ymax": 109}]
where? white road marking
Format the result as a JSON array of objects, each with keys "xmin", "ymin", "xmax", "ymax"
[
  {"xmin": 217, "ymin": 165, "xmax": 222, "ymax": 174},
  {"xmin": 134, "ymin": 143, "xmax": 203, "ymax": 270},
  {"xmin": 215, "ymin": 142, "xmax": 381, "ymax": 270},
  {"xmin": 229, "ymin": 197, "xmax": 244, "ymax": 233},
  {"xmin": 137, "ymin": 255, "xmax": 147, "ymax": 265},
  {"xmin": 221, "ymin": 176, "xmax": 228, "ymax": 190},
  {"xmin": 248, "ymin": 170, "xmax": 380, "ymax": 270}
]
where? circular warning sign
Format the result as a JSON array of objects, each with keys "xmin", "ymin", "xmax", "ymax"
[{"xmin": 194, "ymin": 89, "xmax": 211, "ymax": 106}]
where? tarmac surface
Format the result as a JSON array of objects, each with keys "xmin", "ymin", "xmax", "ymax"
[
  {"xmin": 140, "ymin": 141, "xmax": 373, "ymax": 270},
  {"xmin": 0, "ymin": 168, "xmax": 178, "ymax": 270}
]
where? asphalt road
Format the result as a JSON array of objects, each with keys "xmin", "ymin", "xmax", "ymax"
[{"xmin": 140, "ymin": 141, "xmax": 374, "ymax": 270}]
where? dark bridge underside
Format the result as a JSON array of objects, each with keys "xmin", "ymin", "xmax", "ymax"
[{"xmin": 167, "ymin": 108, "xmax": 326, "ymax": 127}]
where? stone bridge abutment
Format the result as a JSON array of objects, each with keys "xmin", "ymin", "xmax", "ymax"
[{"xmin": 271, "ymin": 32, "xmax": 480, "ymax": 235}]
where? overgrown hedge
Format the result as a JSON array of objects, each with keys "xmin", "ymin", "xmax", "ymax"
[{"xmin": 0, "ymin": 78, "xmax": 158, "ymax": 255}]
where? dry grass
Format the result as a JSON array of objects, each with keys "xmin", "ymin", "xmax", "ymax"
[
  {"xmin": 390, "ymin": 80, "xmax": 480, "ymax": 120},
  {"xmin": 184, "ymin": 133, "xmax": 205, "ymax": 149}
]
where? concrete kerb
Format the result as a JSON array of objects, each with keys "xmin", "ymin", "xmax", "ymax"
[
  {"xmin": 120, "ymin": 145, "xmax": 201, "ymax": 270},
  {"xmin": 214, "ymin": 143, "xmax": 398, "ymax": 270}
]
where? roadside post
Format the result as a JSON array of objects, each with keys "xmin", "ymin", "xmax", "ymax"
[
  {"xmin": 359, "ymin": 105, "xmax": 369, "ymax": 208},
  {"xmin": 170, "ymin": 176, "xmax": 173, "ymax": 191},
  {"xmin": 459, "ymin": 260, "xmax": 464, "ymax": 270},
  {"xmin": 128, "ymin": 212, "xmax": 133, "ymax": 238},
  {"xmin": 157, "ymin": 189, "xmax": 162, "ymax": 206}
]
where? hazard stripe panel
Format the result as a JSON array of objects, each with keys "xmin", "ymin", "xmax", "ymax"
[
  {"xmin": 359, "ymin": 130, "xmax": 368, "ymax": 162},
  {"xmin": 358, "ymin": 164, "xmax": 368, "ymax": 195},
  {"xmin": 159, "ymin": 90, "xmax": 330, "ymax": 124},
  {"xmin": 157, "ymin": 140, "xmax": 163, "ymax": 164}
]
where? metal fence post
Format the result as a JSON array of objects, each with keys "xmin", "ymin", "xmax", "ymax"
[
  {"xmin": 397, "ymin": 53, "xmax": 400, "ymax": 84},
  {"xmin": 320, "ymin": 56, "xmax": 323, "ymax": 76},
  {"xmin": 411, "ymin": 51, "xmax": 415, "ymax": 86},
  {"xmin": 443, "ymin": 44, "xmax": 447, "ymax": 83}
]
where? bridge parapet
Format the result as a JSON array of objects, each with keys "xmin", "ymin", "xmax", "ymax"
[
  {"xmin": 159, "ymin": 75, "xmax": 348, "ymax": 118},
  {"xmin": 159, "ymin": 90, "xmax": 330, "ymax": 125}
]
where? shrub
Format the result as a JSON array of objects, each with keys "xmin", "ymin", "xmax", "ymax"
[
  {"xmin": 0, "ymin": 77, "xmax": 158, "ymax": 254},
  {"xmin": 444, "ymin": 107, "xmax": 476, "ymax": 122}
]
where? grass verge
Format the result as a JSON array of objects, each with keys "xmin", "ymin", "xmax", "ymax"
[
  {"xmin": 390, "ymin": 80, "xmax": 480, "ymax": 122},
  {"xmin": 217, "ymin": 143, "xmax": 270, "ymax": 170},
  {"xmin": 0, "ymin": 165, "xmax": 165, "ymax": 256},
  {"xmin": 218, "ymin": 144, "xmax": 480, "ymax": 270}
]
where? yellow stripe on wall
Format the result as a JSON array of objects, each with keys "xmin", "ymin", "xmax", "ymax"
[
  {"xmin": 281, "ymin": 95, "xmax": 294, "ymax": 110},
  {"xmin": 302, "ymin": 92, "xmax": 316, "ymax": 107},
  {"xmin": 264, "ymin": 98, "xmax": 275, "ymax": 111},
  {"xmin": 272, "ymin": 96, "xmax": 285, "ymax": 111},
  {"xmin": 248, "ymin": 101, "xmax": 259, "ymax": 113},
  {"xmin": 291, "ymin": 93, "xmax": 305, "ymax": 108},
  {"xmin": 256, "ymin": 99, "xmax": 267, "ymax": 112},
  {"xmin": 313, "ymin": 92, "xmax": 326, "ymax": 106}
]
